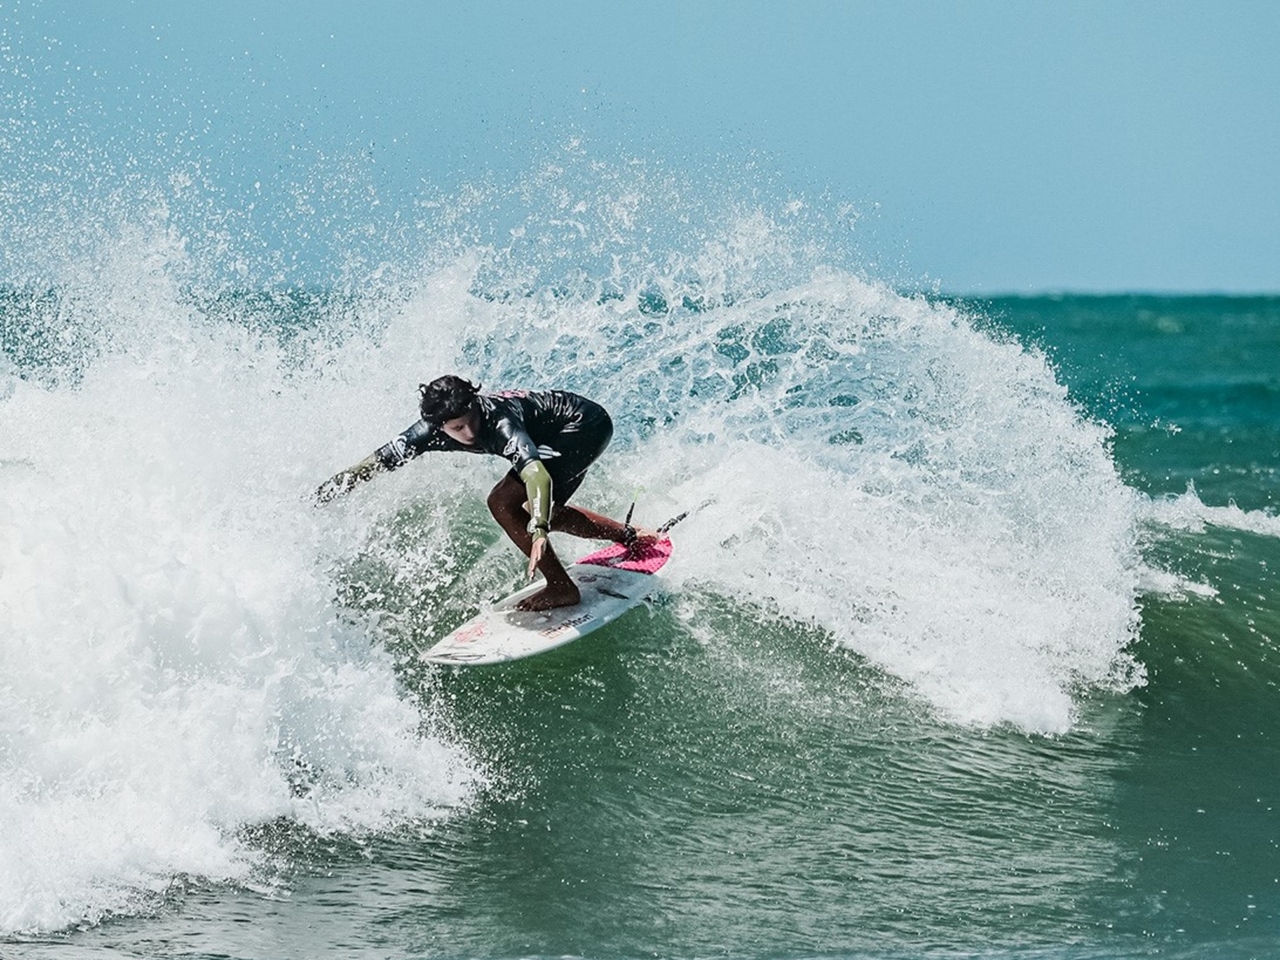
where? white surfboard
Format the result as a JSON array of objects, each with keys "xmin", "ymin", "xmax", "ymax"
[{"xmin": 421, "ymin": 538, "xmax": 674, "ymax": 666}]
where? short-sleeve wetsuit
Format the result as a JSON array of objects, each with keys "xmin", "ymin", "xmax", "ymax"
[{"xmin": 374, "ymin": 390, "xmax": 614, "ymax": 505}]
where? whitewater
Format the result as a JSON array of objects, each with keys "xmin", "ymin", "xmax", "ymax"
[
  {"xmin": 1, "ymin": 162, "xmax": 1277, "ymax": 956},
  {"xmin": 0, "ymin": 184, "xmax": 1128, "ymax": 929}
]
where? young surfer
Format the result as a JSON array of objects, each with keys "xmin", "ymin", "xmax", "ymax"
[{"xmin": 316, "ymin": 375, "xmax": 654, "ymax": 611}]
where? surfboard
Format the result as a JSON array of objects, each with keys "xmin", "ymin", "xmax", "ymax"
[{"xmin": 420, "ymin": 538, "xmax": 674, "ymax": 666}]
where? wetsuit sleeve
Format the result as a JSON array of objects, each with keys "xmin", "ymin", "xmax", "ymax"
[
  {"xmin": 374, "ymin": 419, "xmax": 449, "ymax": 470},
  {"xmin": 519, "ymin": 461, "xmax": 553, "ymax": 537},
  {"xmin": 489, "ymin": 407, "xmax": 552, "ymax": 536},
  {"xmin": 316, "ymin": 420, "xmax": 453, "ymax": 505},
  {"xmin": 492, "ymin": 417, "xmax": 542, "ymax": 475}
]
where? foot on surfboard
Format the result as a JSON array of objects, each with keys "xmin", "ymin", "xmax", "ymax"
[
  {"xmin": 421, "ymin": 514, "xmax": 682, "ymax": 665},
  {"xmin": 515, "ymin": 581, "xmax": 582, "ymax": 612}
]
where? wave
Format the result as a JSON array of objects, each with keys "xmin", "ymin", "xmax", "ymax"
[
  {"xmin": 0, "ymin": 156, "xmax": 1151, "ymax": 932},
  {"xmin": 1140, "ymin": 484, "xmax": 1280, "ymax": 540},
  {"xmin": 0, "ymin": 233, "xmax": 480, "ymax": 933}
]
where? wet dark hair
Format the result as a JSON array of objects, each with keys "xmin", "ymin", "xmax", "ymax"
[{"xmin": 418, "ymin": 375, "xmax": 481, "ymax": 424}]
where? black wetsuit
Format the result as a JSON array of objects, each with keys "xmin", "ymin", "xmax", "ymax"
[{"xmin": 375, "ymin": 390, "xmax": 614, "ymax": 503}]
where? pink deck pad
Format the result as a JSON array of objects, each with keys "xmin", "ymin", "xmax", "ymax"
[{"xmin": 574, "ymin": 537, "xmax": 672, "ymax": 574}]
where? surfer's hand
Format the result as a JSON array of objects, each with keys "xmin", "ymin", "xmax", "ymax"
[
  {"xmin": 527, "ymin": 535, "xmax": 548, "ymax": 580},
  {"xmin": 314, "ymin": 454, "xmax": 385, "ymax": 505},
  {"xmin": 314, "ymin": 472, "xmax": 350, "ymax": 504}
]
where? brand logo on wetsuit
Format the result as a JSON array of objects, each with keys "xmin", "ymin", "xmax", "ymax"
[
  {"xmin": 384, "ymin": 436, "xmax": 410, "ymax": 466},
  {"xmin": 502, "ymin": 439, "xmax": 562, "ymax": 459}
]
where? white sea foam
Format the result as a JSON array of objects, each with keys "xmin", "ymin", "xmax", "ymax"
[
  {"xmin": 1140, "ymin": 484, "xmax": 1280, "ymax": 540},
  {"xmin": 1135, "ymin": 564, "xmax": 1218, "ymax": 601},
  {"xmin": 0, "ymin": 223, "xmax": 479, "ymax": 935},
  {"xmin": 366, "ymin": 228, "xmax": 1148, "ymax": 734},
  {"xmin": 612, "ymin": 274, "xmax": 1143, "ymax": 734},
  {"xmin": 1131, "ymin": 486, "xmax": 1279, "ymax": 603},
  {"xmin": 1, "ymin": 162, "xmax": 1155, "ymax": 933}
]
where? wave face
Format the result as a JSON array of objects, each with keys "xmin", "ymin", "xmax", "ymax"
[
  {"xmin": 0, "ymin": 156, "xmax": 1155, "ymax": 940},
  {"xmin": 417, "ymin": 259, "xmax": 1146, "ymax": 734}
]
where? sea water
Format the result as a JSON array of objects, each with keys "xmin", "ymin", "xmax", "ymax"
[{"xmin": 1, "ymin": 159, "xmax": 1278, "ymax": 959}]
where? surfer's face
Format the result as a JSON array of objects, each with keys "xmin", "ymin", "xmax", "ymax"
[{"xmin": 440, "ymin": 407, "xmax": 480, "ymax": 446}]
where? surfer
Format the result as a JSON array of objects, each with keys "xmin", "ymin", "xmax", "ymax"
[{"xmin": 316, "ymin": 375, "xmax": 655, "ymax": 611}]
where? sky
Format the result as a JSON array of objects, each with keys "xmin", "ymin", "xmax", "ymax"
[{"xmin": 3, "ymin": 0, "xmax": 1278, "ymax": 293}]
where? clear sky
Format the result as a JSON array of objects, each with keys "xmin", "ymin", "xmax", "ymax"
[{"xmin": 3, "ymin": 0, "xmax": 1278, "ymax": 293}]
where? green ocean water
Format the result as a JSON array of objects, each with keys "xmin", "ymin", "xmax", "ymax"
[{"xmin": 2, "ymin": 283, "xmax": 1278, "ymax": 960}]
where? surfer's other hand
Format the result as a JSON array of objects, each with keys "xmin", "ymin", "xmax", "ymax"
[{"xmin": 527, "ymin": 535, "xmax": 548, "ymax": 580}]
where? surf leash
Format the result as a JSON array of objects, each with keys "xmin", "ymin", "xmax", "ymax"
[
  {"xmin": 657, "ymin": 495, "xmax": 720, "ymax": 535},
  {"xmin": 657, "ymin": 510, "xmax": 689, "ymax": 535},
  {"xmin": 623, "ymin": 496, "xmax": 686, "ymax": 539}
]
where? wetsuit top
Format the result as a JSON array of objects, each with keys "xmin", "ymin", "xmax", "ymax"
[{"xmin": 374, "ymin": 389, "xmax": 613, "ymax": 491}]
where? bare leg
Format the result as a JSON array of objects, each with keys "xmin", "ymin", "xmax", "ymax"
[
  {"xmin": 552, "ymin": 505, "xmax": 658, "ymax": 544},
  {"xmin": 486, "ymin": 474, "xmax": 581, "ymax": 611},
  {"xmin": 550, "ymin": 505, "xmax": 629, "ymax": 542}
]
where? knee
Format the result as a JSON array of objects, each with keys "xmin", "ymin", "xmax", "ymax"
[
  {"xmin": 486, "ymin": 485, "xmax": 506, "ymax": 519},
  {"xmin": 487, "ymin": 482, "xmax": 523, "ymax": 521}
]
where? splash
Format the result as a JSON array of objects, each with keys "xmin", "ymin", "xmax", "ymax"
[
  {"xmin": 0, "ymin": 147, "xmax": 1150, "ymax": 933},
  {"xmin": 1141, "ymin": 483, "xmax": 1280, "ymax": 540},
  {"xmin": 380, "ymin": 244, "xmax": 1146, "ymax": 733},
  {"xmin": 0, "ymin": 217, "xmax": 479, "ymax": 935}
]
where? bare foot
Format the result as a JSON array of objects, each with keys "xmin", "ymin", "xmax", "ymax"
[
  {"xmin": 516, "ymin": 582, "xmax": 581, "ymax": 612},
  {"xmin": 625, "ymin": 525, "xmax": 660, "ymax": 547}
]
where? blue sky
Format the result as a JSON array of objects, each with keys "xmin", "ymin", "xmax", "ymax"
[{"xmin": 4, "ymin": 0, "xmax": 1278, "ymax": 292}]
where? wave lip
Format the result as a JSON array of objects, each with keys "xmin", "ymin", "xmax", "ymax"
[{"xmin": 626, "ymin": 279, "xmax": 1146, "ymax": 735}]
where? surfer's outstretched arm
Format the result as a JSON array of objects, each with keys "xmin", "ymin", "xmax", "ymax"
[
  {"xmin": 316, "ymin": 418, "xmax": 442, "ymax": 504},
  {"xmin": 315, "ymin": 452, "xmax": 388, "ymax": 503}
]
